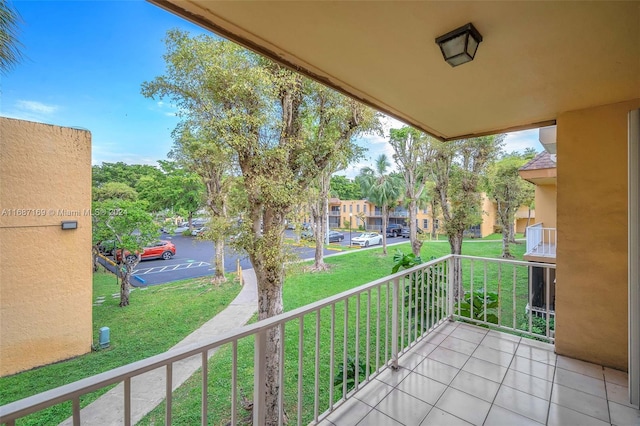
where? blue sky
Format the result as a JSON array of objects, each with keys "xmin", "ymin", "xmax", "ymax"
[{"xmin": 3, "ymin": 1, "xmax": 542, "ymax": 178}]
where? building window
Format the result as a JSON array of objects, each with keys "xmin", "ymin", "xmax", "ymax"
[
  {"xmin": 423, "ymin": 208, "xmax": 429, "ymax": 214},
  {"xmin": 364, "ymin": 204, "xmax": 367, "ymax": 213},
  {"xmin": 434, "ymin": 219, "xmax": 439, "ymax": 229},
  {"xmin": 423, "ymin": 219, "xmax": 429, "ymax": 229},
  {"xmin": 349, "ymin": 205, "xmax": 352, "ymax": 213},
  {"xmin": 357, "ymin": 204, "xmax": 360, "ymax": 213},
  {"xmin": 343, "ymin": 205, "xmax": 346, "ymax": 213}
]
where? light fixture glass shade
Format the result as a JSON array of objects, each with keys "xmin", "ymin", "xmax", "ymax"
[
  {"xmin": 61, "ymin": 221, "xmax": 78, "ymax": 230},
  {"xmin": 435, "ymin": 23, "xmax": 483, "ymax": 67}
]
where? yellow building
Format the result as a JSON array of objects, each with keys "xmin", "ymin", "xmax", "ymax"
[
  {"xmin": 329, "ymin": 193, "xmax": 526, "ymax": 239},
  {"xmin": 0, "ymin": 118, "xmax": 93, "ymax": 376}
]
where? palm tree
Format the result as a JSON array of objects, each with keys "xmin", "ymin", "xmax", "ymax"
[
  {"xmin": 0, "ymin": 0, "xmax": 23, "ymax": 74},
  {"xmin": 359, "ymin": 154, "xmax": 403, "ymax": 255}
]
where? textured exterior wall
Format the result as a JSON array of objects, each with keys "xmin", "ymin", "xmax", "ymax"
[
  {"xmin": 555, "ymin": 99, "xmax": 640, "ymax": 370},
  {"xmin": 534, "ymin": 185, "xmax": 556, "ymax": 230},
  {"xmin": 480, "ymin": 195, "xmax": 497, "ymax": 237},
  {"xmin": 0, "ymin": 118, "xmax": 92, "ymax": 376}
]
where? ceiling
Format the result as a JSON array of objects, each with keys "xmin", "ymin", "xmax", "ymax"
[{"xmin": 149, "ymin": 1, "xmax": 640, "ymax": 141}]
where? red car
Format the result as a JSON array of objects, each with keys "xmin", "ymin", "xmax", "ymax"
[{"xmin": 116, "ymin": 240, "xmax": 176, "ymax": 263}]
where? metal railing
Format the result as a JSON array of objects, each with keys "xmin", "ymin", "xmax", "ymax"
[
  {"xmin": 525, "ymin": 223, "xmax": 557, "ymax": 257},
  {"xmin": 0, "ymin": 255, "xmax": 556, "ymax": 426}
]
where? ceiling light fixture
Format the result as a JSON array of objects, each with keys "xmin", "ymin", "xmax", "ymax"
[{"xmin": 435, "ymin": 23, "xmax": 483, "ymax": 67}]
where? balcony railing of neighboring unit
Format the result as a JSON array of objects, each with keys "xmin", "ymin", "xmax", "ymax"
[
  {"xmin": 525, "ymin": 224, "xmax": 557, "ymax": 257},
  {"xmin": 0, "ymin": 256, "xmax": 556, "ymax": 426}
]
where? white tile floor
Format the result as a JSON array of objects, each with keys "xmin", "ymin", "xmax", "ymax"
[{"xmin": 318, "ymin": 322, "xmax": 640, "ymax": 426}]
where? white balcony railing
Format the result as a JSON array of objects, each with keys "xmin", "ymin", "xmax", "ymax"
[
  {"xmin": 0, "ymin": 255, "xmax": 556, "ymax": 426},
  {"xmin": 525, "ymin": 223, "xmax": 557, "ymax": 258}
]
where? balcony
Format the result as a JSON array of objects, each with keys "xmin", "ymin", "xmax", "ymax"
[
  {"xmin": 1, "ymin": 256, "xmax": 635, "ymax": 425},
  {"xmin": 525, "ymin": 224, "xmax": 557, "ymax": 262}
]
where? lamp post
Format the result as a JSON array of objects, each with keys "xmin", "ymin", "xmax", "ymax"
[{"xmin": 349, "ymin": 213, "xmax": 353, "ymax": 246}]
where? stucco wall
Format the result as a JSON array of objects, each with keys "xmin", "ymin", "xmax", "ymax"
[
  {"xmin": 481, "ymin": 195, "xmax": 497, "ymax": 237},
  {"xmin": 555, "ymin": 99, "xmax": 640, "ymax": 370},
  {"xmin": 0, "ymin": 118, "xmax": 92, "ymax": 376},
  {"xmin": 534, "ymin": 185, "xmax": 556, "ymax": 230}
]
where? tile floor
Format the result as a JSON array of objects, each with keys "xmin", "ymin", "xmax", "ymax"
[{"xmin": 318, "ymin": 321, "xmax": 640, "ymax": 426}]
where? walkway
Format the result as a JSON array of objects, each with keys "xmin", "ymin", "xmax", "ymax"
[{"xmin": 60, "ymin": 269, "xmax": 258, "ymax": 426}]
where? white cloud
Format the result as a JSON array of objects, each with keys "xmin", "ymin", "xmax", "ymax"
[
  {"xmin": 503, "ymin": 129, "xmax": 543, "ymax": 153},
  {"xmin": 16, "ymin": 100, "xmax": 59, "ymax": 114}
]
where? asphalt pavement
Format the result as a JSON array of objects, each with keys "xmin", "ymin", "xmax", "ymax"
[{"xmin": 115, "ymin": 230, "xmax": 393, "ymax": 286}]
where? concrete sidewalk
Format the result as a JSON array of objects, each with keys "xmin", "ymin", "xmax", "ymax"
[{"xmin": 60, "ymin": 269, "xmax": 258, "ymax": 426}]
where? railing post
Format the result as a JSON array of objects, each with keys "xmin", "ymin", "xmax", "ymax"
[
  {"xmin": 253, "ymin": 329, "xmax": 267, "ymax": 426},
  {"xmin": 447, "ymin": 257, "xmax": 455, "ymax": 321},
  {"xmin": 391, "ymin": 277, "xmax": 399, "ymax": 369}
]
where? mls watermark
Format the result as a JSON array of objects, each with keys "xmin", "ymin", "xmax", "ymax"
[{"xmin": 1, "ymin": 208, "xmax": 127, "ymax": 217}]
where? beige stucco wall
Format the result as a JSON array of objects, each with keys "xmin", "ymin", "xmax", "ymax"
[
  {"xmin": 534, "ymin": 185, "xmax": 557, "ymax": 230},
  {"xmin": 0, "ymin": 118, "xmax": 92, "ymax": 376},
  {"xmin": 481, "ymin": 195, "xmax": 497, "ymax": 237},
  {"xmin": 555, "ymin": 99, "xmax": 640, "ymax": 370}
]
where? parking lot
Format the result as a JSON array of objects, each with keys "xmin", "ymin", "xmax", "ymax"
[{"xmin": 104, "ymin": 229, "xmax": 406, "ymax": 286}]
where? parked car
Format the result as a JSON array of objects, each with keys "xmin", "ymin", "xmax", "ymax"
[
  {"xmin": 191, "ymin": 226, "xmax": 208, "ymax": 236},
  {"xmin": 328, "ymin": 230, "xmax": 344, "ymax": 243},
  {"xmin": 386, "ymin": 223, "xmax": 403, "ymax": 237},
  {"xmin": 401, "ymin": 227, "xmax": 423, "ymax": 238},
  {"xmin": 351, "ymin": 232, "xmax": 383, "ymax": 247},
  {"xmin": 116, "ymin": 240, "xmax": 176, "ymax": 263},
  {"xmin": 301, "ymin": 229, "xmax": 315, "ymax": 240},
  {"xmin": 174, "ymin": 226, "xmax": 190, "ymax": 234}
]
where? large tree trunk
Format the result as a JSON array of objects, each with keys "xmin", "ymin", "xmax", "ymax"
[
  {"xmin": 213, "ymin": 237, "xmax": 227, "ymax": 283},
  {"xmin": 448, "ymin": 233, "xmax": 463, "ymax": 300},
  {"xmin": 381, "ymin": 206, "xmax": 389, "ymax": 255},
  {"xmin": 312, "ymin": 172, "xmax": 330, "ymax": 271},
  {"xmin": 502, "ymin": 228, "xmax": 513, "ymax": 258},
  {"xmin": 248, "ymin": 207, "xmax": 287, "ymax": 426},
  {"xmin": 118, "ymin": 259, "xmax": 137, "ymax": 307},
  {"xmin": 408, "ymin": 198, "xmax": 422, "ymax": 257},
  {"xmin": 509, "ymin": 222, "xmax": 517, "ymax": 244},
  {"xmin": 254, "ymin": 262, "xmax": 285, "ymax": 426},
  {"xmin": 430, "ymin": 199, "xmax": 439, "ymax": 240}
]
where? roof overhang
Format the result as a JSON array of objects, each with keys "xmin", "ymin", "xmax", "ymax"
[{"xmin": 148, "ymin": 1, "xmax": 640, "ymax": 141}]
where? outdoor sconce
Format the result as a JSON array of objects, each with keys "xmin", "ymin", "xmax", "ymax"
[
  {"xmin": 435, "ymin": 23, "xmax": 483, "ymax": 67},
  {"xmin": 61, "ymin": 221, "xmax": 78, "ymax": 230}
]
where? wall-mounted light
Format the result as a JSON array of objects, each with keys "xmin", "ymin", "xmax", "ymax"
[
  {"xmin": 61, "ymin": 221, "xmax": 78, "ymax": 230},
  {"xmin": 435, "ymin": 23, "xmax": 483, "ymax": 67}
]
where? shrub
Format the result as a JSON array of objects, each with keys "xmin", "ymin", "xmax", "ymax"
[
  {"xmin": 456, "ymin": 289, "xmax": 499, "ymax": 324},
  {"xmin": 333, "ymin": 355, "xmax": 370, "ymax": 392}
]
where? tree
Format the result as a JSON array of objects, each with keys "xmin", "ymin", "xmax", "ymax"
[
  {"xmin": 305, "ymin": 84, "xmax": 375, "ymax": 270},
  {"xmin": 170, "ymin": 122, "xmax": 234, "ymax": 282},
  {"xmin": 0, "ymin": 0, "xmax": 23, "ymax": 74},
  {"xmin": 484, "ymin": 154, "xmax": 534, "ymax": 258},
  {"xmin": 92, "ymin": 162, "xmax": 163, "ymax": 189},
  {"xmin": 330, "ymin": 175, "xmax": 362, "ymax": 200},
  {"xmin": 92, "ymin": 181, "xmax": 138, "ymax": 202},
  {"xmin": 92, "ymin": 199, "xmax": 160, "ymax": 307},
  {"xmin": 359, "ymin": 154, "xmax": 403, "ymax": 255},
  {"xmin": 389, "ymin": 126, "xmax": 437, "ymax": 256},
  {"xmin": 136, "ymin": 160, "xmax": 206, "ymax": 229},
  {"xmin": 432, "ymin": 136, "xmax": 503, "ymax": 297},
  {"xmin": 142, "ymin": 30, "xmax": 373, "ymax": 423}
]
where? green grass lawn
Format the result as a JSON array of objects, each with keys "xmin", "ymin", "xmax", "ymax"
[
  {"xmin": 0, "ymin": 272, "xmax": 241, "ymax": 426},
  {"xmin": 140, "ymin": 239, "xmax": 530, "ymax": 425},
  {"xmin": 2, "ymin": 239, "xmax": 531, "ymax": 425}
]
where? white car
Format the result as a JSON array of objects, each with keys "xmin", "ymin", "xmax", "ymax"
[{"xmin": 351, "ymin": 232, "xmax": 383, "ymax": 247}]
